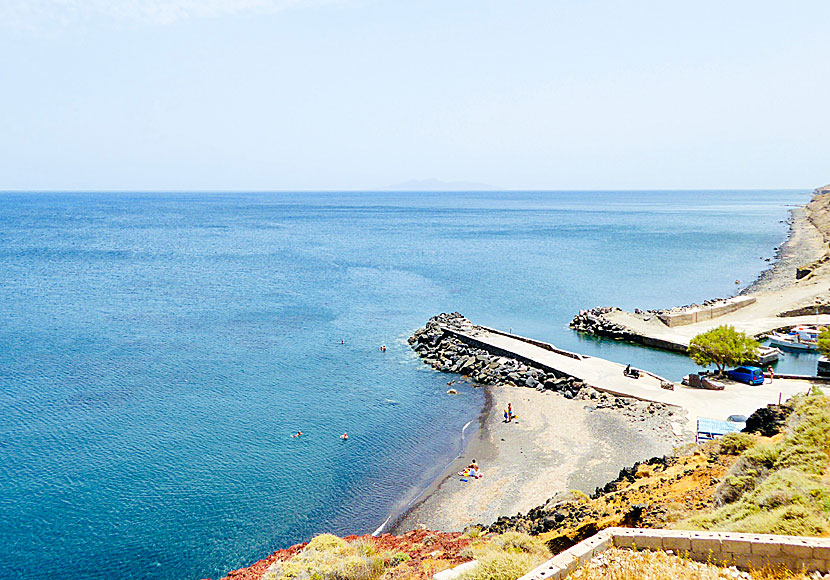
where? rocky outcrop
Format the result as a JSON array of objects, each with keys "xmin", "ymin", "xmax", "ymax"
[
  {"xmin": 568, "ymin": 307, "xmax": 641, "ymax": 340},
  {"xmin": 742, "ymin": 402, "xmax": 794, "ymax": 437},
  {"xmin": 479, "ymin": 443, "xmax": 737, "ymax": 554}
]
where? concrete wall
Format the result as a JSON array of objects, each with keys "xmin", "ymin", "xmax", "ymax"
[
  {"xmin": 517, "ymin": 527, "xmax": 830, "ymax": 580},
  {"xmin": 658, "ymin": 296, "xmax": 756, "ymax": 328}
]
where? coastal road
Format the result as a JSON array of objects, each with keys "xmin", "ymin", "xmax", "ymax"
[{"xmin": 445, "ymin": 324, "xmax": 815, "ymax": 434}]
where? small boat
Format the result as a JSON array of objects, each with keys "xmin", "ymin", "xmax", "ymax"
[{"xmin": 767, "ymin": 326, "xmax": 822, "ymax": 352}]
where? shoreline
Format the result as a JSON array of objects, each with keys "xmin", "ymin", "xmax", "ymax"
[
  {"xmin": 389, "ymin": 379, "xmax": 683, "ymax": 533},
  {"xmin": 383, "ymin": 386, "xmax": 493, "ymax": 535},
  {"xmin": 740, "ymin": 202, "xmax": 826, "ymax": 295}
]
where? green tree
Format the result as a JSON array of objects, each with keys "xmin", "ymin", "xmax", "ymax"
[
  {"xmin": 688, "ymin": 325, "xmax": 760, "ymax": 375},
  {"xmin": 818, "ymin": 328, "xmax": 830, "ymax": 358}
]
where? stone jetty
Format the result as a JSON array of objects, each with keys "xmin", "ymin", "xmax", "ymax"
[
  {"xmin": 569, "ymin": 306, "xmax": 781, "ymax": 363},
  {"xmin": 408, "ymin": 313, "xmax": 681, "ymax": 426},
  {"xmin": 410, "ymin": 313, "xmax": 587, "ymax": 398}
]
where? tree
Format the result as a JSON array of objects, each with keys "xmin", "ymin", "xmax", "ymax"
[
  {"xmin": 688, "ymin": 325, "xmax": 760, "ymax": 375},
  {"xmin": 818, "ymin": 328, "xmax": 830, "ymax": 358}
]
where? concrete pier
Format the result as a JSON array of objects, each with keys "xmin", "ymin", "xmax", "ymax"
[{"xmin": 439, "ymin": 320, "xmax": 816, "ymax": 433}]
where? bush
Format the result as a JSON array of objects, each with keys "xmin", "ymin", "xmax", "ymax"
[
  {"xmin": 490, "ymin": 532, "xmax": 549, "ymax": 558},
  {"xmin": 461, "ymin": 552, "xmax": 539, "ymax": 580},
  {"xmin": 459, "ymin": 533, "xmax": 550, "ymax": 580},
  {"xmin": 717, "ymin": 432, "xmax": 758, "ymax": 455},
  {"xmin": 262, "ymin": 534, "xmax": 405, "ymax": 580},
  {"xmin": 684, "ymin": 394, "xmax": 830, "ymax": 536}
]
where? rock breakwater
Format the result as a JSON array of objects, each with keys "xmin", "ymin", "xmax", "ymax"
[
  {"xmin": 409, "ymin": 313, "xmax": 684, "ymax": 419},
  {"xmin": 569, "ymin": 307, "xmax": 640, "ymax": 341},
  {"xmin": 409, "ymin": 312, "xmax": 586, "ymax": 397}
]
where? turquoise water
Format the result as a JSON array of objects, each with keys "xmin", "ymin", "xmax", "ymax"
[{"xmin": 0, "ymin": 190, "xmax": 810, "ymax": 579}]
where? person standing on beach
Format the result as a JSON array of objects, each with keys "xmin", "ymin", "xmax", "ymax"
[
  {"xmin": 508, "ymin": 403, "xmax": 513, "ymax": 421},
  {"xmin": 768, "ymin": 366, "xmax": 774, "ymax": 383}
]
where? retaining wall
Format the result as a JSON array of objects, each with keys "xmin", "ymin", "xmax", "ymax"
[
  {"xmin": 658, "ymin": 296, "xmax": 757, "ymax": 327},
  {"xmin": 518, "ymin": 527, "xmax": 830, "ymax": 580}
]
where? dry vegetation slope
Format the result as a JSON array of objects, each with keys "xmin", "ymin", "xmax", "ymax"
[
  {"xmin": 487, "ymin": 391, "xmax": 830, "ymax": 555},
  {"xmin": 215, "ymin": 393, "xmax": 830, "ymax": 580}
]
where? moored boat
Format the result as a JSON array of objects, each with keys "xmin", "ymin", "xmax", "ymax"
[{"xmin": 767, "ymin": 326, "xmax": 822, "ymax": 352}]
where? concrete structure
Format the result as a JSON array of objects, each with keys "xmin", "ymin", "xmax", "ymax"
[
  {"xmin": 517, "ymin": 527, "xmax": 830, "ymax": 580},
  {"xmin": 658, "ymin": 296, "xmax": 757, "ymax": 327},
  {"xmin": 439, "ymin": 322, "xmax": 815, "ymax": 433}
]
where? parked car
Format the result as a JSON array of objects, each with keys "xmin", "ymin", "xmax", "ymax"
[{"xmin": 727, "ymin": 366, "xmax": 765, "ymax": 385}]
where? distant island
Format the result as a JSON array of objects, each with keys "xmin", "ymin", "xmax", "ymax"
[{"xmin": 379, "ymin": 178, "xmax": 499, "ymax": 191}]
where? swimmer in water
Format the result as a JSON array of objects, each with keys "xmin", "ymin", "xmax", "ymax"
[
  {"xmin": 340, "ymin": 432, "xmax": 348, "ymax": 440},
  {"xmin": 292, "ymin": 430, "xmax": 303, "ymax": 438}
]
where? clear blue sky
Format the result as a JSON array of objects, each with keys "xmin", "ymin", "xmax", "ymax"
[{"xmin": 1, "ymin": 1, "xmax": 828, "ymax": 191}]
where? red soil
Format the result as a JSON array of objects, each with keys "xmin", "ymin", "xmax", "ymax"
[{"xmin": 211, "ymin": 530, "xmax": 473, "ymax": 580}]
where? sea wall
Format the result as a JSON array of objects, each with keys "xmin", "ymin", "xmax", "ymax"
[
  {"xmin": 409, "ymin": 312, "xmax": 586, "ymax": 398},
  {"xmin": 569, "ymin": 307, "xmax": 688, "ymax": 353},
  {"xmin": 656, "ymin": 296, "xmax": 756, "ymax": 327}
]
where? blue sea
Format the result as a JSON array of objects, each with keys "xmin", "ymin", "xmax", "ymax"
[{"xmin": 0, "ymin": 190, "xmax": 812, "ymax": 579}]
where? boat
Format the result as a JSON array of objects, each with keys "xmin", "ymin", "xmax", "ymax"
[{"xmin": 767, "ymin": 326, "xmax": 822, "ymax": 352}]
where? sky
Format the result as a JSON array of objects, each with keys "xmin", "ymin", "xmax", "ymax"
[{"xmin": 0, "ymin": 0, "xmax": 828, "ymax": 191}]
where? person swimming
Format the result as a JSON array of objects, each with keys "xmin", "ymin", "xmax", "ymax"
[
  {"xmin": 340, "ymin": 432, "xmax": 348, "ymax": 440},
  {"xmin": 292, "ymin": 430, "xmax": 303, "ymax": 438}
]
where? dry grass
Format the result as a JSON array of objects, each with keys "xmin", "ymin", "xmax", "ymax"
[
  {"xmin": 458, "ymin": 532, "xmax": 551, "ymax": 580},
  {"xmin": 261, "ymin": 534, "xmax": 408, "ymax": 580},
  {"xmin": 567, "ymin": 548, "xmax": 822, "ymax": 580}
]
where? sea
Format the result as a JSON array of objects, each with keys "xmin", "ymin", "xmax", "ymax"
[{"xmin": 0, "ymin": 189, "xmax": 813, "ymax": 580}]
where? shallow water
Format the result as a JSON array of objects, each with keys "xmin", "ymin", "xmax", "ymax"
[{"xmin": 0, "ymin": 190, "xmax": 810, "ymax": 579}]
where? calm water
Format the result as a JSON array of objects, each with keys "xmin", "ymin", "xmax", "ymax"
[{"xmin": 0, "ymin": 190, "xmax": 811, "ymax": 579}]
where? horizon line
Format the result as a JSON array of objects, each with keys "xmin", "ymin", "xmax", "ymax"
[{"xmin": 0, "ymin": 187, "xmax": 815, "ymax": 194}]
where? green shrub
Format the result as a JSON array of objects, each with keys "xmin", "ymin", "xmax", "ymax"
[
  {"xmin": 306, "ymin": 534, "xmax": 352, "ymax": 554},
  {"xmin": 459, "ymin": 533, "xmax": 550, "ymax": 580},
  {"xmin": 717, "ymin": 432, "xmax": 758, "ymax": 455},
  {"xmin": 490, "ymin": 532, "xmax": 549, "ymax": 558},
  {"xmin": 262, "ymin": 534, "xmax": 405, "ymax": 580},
  {"xmin": 460, "ymin": 552, "xmax": 539, "ymax": 580},
  {"xmin": 683, "ymin": 394, "xmax": 830, "ymax": 536}
]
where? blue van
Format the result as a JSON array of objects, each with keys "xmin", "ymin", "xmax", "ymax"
[{"xmin": 727, "ymin": 366, "xmax": 765, "ymax": 385}]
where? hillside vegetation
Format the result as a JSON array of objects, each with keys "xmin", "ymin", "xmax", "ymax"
[{"xmin": 685, "ymin": 390, "xmax": 830, "ymax": 535}]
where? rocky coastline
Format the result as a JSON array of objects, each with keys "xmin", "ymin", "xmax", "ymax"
[{"xmin": 568, "ymin": 307, "xmax": 642, "ymax": 343}]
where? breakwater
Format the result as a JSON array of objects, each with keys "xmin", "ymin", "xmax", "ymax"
[
  {"xmin": 409, "ymin": 313, "xmax": 588, "ymax": 398},
  {"xmin": 408, "ymin": 313, "xmax": 681, "ymax": 419},
  {"xmin": 568, "ymin": 307, "xmax": 687, "ymax": 353}
]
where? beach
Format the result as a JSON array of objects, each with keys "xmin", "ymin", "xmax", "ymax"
[{"xmin": 390, "ymin": 382, "xmax": 682, "ymax": 533}]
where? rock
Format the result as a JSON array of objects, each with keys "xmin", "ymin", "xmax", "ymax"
[
  {"xmin": 742, "ymin": 403, "xmax": 793, "ymax": 437},
  {"xmin": 446, "ymin": 389, "xmax": 459, "ymax": 395}
]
